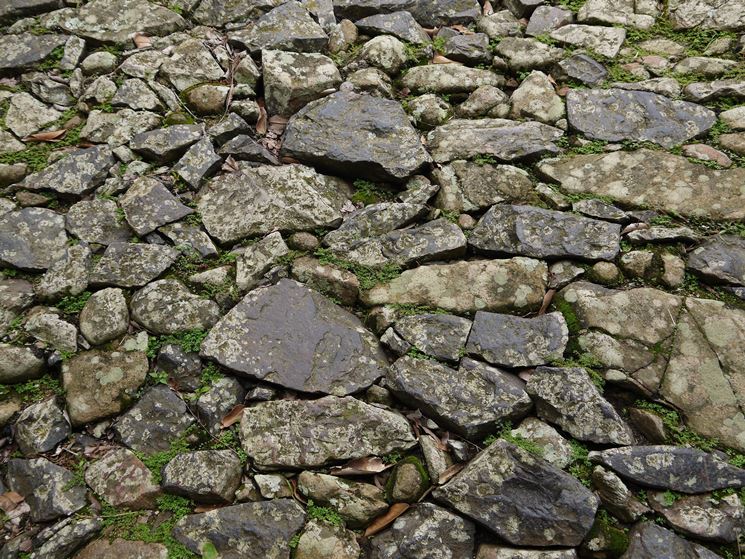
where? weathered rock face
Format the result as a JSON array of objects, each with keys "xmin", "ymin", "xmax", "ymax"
[
  {"xmin": 14, "ymin": 398, "xmax": 70, "ymax": 456},
  {"xmin": 61, "ymin": 0, "xmax": 186, "ymax": 43},
  {"xmin": 538, "ymin": 149, "xmax": 745, "ymax": 220},
  {"xmin": 84, "ymin": 447, "xmax": 160, "ymax": 509},
  {"xmin": 239, "ymin": 395, "xmax": 416, "ymax": 468},
  {"xmin": 402, "ymin": 65, "xmax": 504, "ymax": 94},
  {"xmin": 363, "ymin": 258, "xmax": 548, "ymax": 314},
  {"xmin": 79, "ymin": 287, "xmax": 129, "ymax": 345},
  {"xmin": 202, "ymin": 279, "xmax": 387, "ymax": 395},
  {"xmin": 428, "ymin": 119, "xmax": 564, "ymax": 163},
  {"xmin": 387, "ymin": 356, "xmax": 532, "ymax": 438},
  {"xmin": 668, "ymin": 0, "xmax": 745, "ymax": 30},
  {"xmin": 0, "ymin": 208, "xmax": 68, "ymax": 271},
  {"xmin": 198, "ymin": 165, "xmax": 344, "ymax": 242},
  {"xmin": 0, "ymin": 33, "xmax": 67, "ymax": 74},
  {"xmin": 687, "ymin": 235, "xmax": 745, "ymax": 286},
  {"xmin": 162, "ymin": 450, "xmax": 242, "ymax": 504},
  {"xmin": 281, "ymin": 91, "xmax": 431, "ymax": 182},
  {"xmin": 622, "ymin": 522, "xmax": 724, "ymax": 559},
  {"xmin": 173, "ymin": 501, "xmax": 306, "ymax": 559},
  {"xmin": 648, "ymin": 491, "xmax": 743, "ymax": 543},
  {"xmin": 394, "ymin": 313, "xmax": 471, "ymax": 361},
  {"xmin": 65, "ymin": 199, "xmax": 133, "ymax": 246},
  {"xmin": 19, "ymin": 146, "xmax": 115, "ymax": 196},
  {"xmin": 90, "ymin": 242, "xmax": 179, "ymax": 288},
  {"xmin": 566, "ymin": 89, "xmax": 715, "ymax": 147},
  {"xmin": 119, "ymin": 177, "xmax": 193, "ymax": 235},
  {"xmin": 75, "ymin": 538, "xmax": 168, "ymax": 559},
  {"xmin": 433, "ymin": 441, "xmax": 599, "ymax": 546},
  {"xmin": 130, "ymin": 279, "xmax": 220, "ymax": 335},
  {"xmin": 469, "ymin": 204, "xmax": 621, "ymax": 261}
]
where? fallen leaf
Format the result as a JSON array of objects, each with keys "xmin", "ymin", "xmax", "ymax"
[
  {"xmin": 538, "ymin": 288, "xmax": 556, "ymax": 316},
  {"xmin": 622, "ymin": 222, "xmax": 650, "ymax": 235},
  {"xmin": 221, "ymin": 155, "xmax": 240, "ymax": 173},
  {"xmin": 330, "ymin": 456, "xmax": 389, "ymax": 476},
  {"xmin": 557, "ymin": 85, "xmax": 570, "ymax": 97},
  {"xmin": 432, "ymin": 54, "xmax": 457, "ymax": 64},
  {"xmin": 483, "ymin": 0, "xmax": 494, "ymax": 15},
  {"xmin": 133, "ymin": 33, "xmax": 152, "ymax": 49},
  {"xmin": 0, "ymin": 492, "xmax": 24, "ymax": 512},
  {"xmin": 220, "ymin": 404, "xmax": 244, "ymax": 428},
  {"xmin": 23, "ymin": 129, "xmax": 66, "ymax": 142},
  {"xmin": 518, "ymin": 369, "xmax": 534, "ymax": 382},
  {"xmin": 256, "ymin": 98, "xmax": 268, "ymax": 135},
  {"xmin": 364, "ymin": 503, "xmax": 410, "ymax": 537},
  {"xmin": 437, "ymin": 463, "xmax": 464, "ymax": 485},
  {"xmin": 451, "ymin": 25, "xmax": 474, "ymax": 34},
  {"xmin": 194, "ymin": 504, "xmax": 223, "ymax": 514}
]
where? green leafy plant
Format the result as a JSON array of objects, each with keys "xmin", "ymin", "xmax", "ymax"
[
  {"xmin": 306, "ymin": 499, "xmax": 344, "ymax": 526},
  {"xmin": 314, "ymin": 248, "xmax": 401, "ymax": 291},
  {"xmin": 146, "ymin": 329, "xmax": 209, "ymax": 359},
  {"xmin": 57, "ymin": 291, "xmax": 92, "ymax": 314}
]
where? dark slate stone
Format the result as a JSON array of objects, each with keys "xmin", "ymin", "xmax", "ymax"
[
  {"xmin": 14, "ymin": 398, "xmax": 70, "ymax": 456},
  {"xmin": 119, "ymin": 177, "xmax": 193, "ymax": 236},
  {"xmin": 433, "ymin": 440, "xmax": 599, "ymax": 546},
  {"xmin": 443, "ymin": 33, "xmax": 491, "ymax": 64},
  {"xmin": 112, "ymin": 385, "xmax": 196, "ymax": 455},
  {"xmin": 89, "ymin": 242, "xmax": 179, "ymax": 288},
  {"xmin": 526, "ymin": 5, "xmax": 574, "ymax": 36},
  {"xmin": 173, "ymin": 137, "xmax": 223, "ymax": 189},
  {"xmin": 621, "ymin": 522, "xmax": 724, "ymax": 559},
  {"xmin": 26, "ymin": 516, "xmax": 102, "ymax": 559},
  {"xmin": 567, "ymin": 88, "xmax": 716, "ymax": 148},
  {"xmin": 590, "ymin": 446, "xmax": 745, "ymax": 493},
  {"xmin": 554, "ymin": 53, "xmax": 608, "ymax": 85},
  {"xmin": 0, "ymin": 33, "xmax": 67, "ymax": 75},
  {"xmin": 65, "ymin": 199, "xmax": 134, "ymax": 246},
  {"xmin": 0, "ymin": 208, "xmax": 68, "ymax": 271},
  {"xmin": 380, "ymin": 218, "xmax": 467, "ymax": 266},
  {"xmin": 201, "ymin": 279, "xmax": 388, "ymax": 395},
  {"xmin": 17, "ymin": 146, "xmax": 115, "ymax": 197},
  {"xmin": 687, "ymin": 235, "xmax": 745, "ymax": 286},
  {"xmin": 394, "ymin": 313, "xmax": 472, "ymax": 362},
  {"xmin": 469, "ymin": 204, "xmax": 621, "ymax": 260},
  {"xmin": 173, "ymin": 501, "xmax": 306, "ymax": 559},
  {"xmin": 355, "ymin": 11, "xmax": 431, "ymax": 44},
  {"xmin": 130, "ymin": 125, "xmax": 203, "ymax": 163},
  {"xmin": 0, "ymin": 0, "xmax": 62, "ymax": 23},
  {"xmin": 218, "ymin": 134, "xmax": 279, "ymax": 165},
  {"xmin": 280, "ymin": 91, "xmax": 431, "ymax": 182},
  {"xmin": 386, "ymin": 356, "xmax": 532, "ymax": 439},
  {"xmin": 334, "ymin": 0, "xmax": 480, "ymax": 26},
  {"xmin": 465, "ymin": 311, "xmax": 568, "ymax": 367}
]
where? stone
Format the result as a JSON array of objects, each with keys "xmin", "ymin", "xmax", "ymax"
[
  {"xmin": 80, "ymin": 109, "xmax": 161, "ymax": 148},
  {"xmin": 36, "ymin": 245, "xmax": 91, "ymax": 302},
  {"xmin": 162, "ymin": 450, "xmax": 242, "ymax": 504},
  {"xmin": 622, "ymin": 522, "xmax": 724, "ymax": 559},
  {"xmin": 668, "ymin": 0, "xmax": 745, "ymax": 30},
  {"xmin": 359, "ymin": 35, "xmax": 408, "ymax": 74},
  {"xmin": 550, "ymin": 25, "xmax": 626, "ymax": 58},
  {"xmin": 229, "ymin": 1, "xmax": 328, "ymax": 54},
  {"xmin": 281, "ymin": 91, "xmax": 430, "ymax": 182},
  {"xmin": 526, "ymin": 366, "xmax": 634, "ymax": 445},
  {"xmin": 469, "ymin": 204, "xmax": 620, "ymax": 260},
  {"xmin": 466, "ymin": 311, "xmax": 568, "ymax": 368},
  {"xmin": 159, "ymin": 223, "xmax": 219, "ymax": 259},
  {"xmin": 6, "ymin": 458, "xmax": 87, "ymax": 522},
  {"xmin": 721, "ymin": 106, "xmax": 745, "ymax": 129},
  {"xmin": 159, "ymin": 39, "xmax": 225, "ymax": 92},
  {"xmin": 119, "ymin": 177, "xmax": 192, "ymax": 236},
  {"xmin": 5, "ymin": 92, "xmax": 60, "ymax": 138},
  {"xmin": 0, "ymin": 33, "xmax": 67, "ymax": 74},
  {"xmin": 197, "ymin": 165, "xmax": 344, "ymax": 243},
  {"xmin": 113, "ymin": 385, "xmax": 194, "ymax": 456},
  {"xmin": 684, "ymin": 79, "xmax": 745, "ymax": 103},
  {"xmin": 194, "ymin": 377, "xmax": 246, "ymax": 436},
  {"xmin": 555, "ymin": 53, "xmax": 608, "ymax": 85},
  {"xmin": 433, "ymin": 440, "xmax": 598, "ymax": 546},
  {"xmin": 455, "ymin": 85, "xmax": 510, "ymax": 119},
  {"xmin": 130, "ymin": 125, "xmax": 203, "ymax": 163},
  {"xmin": 297, "ymin": 471, "xmax": 387, "ymax": 528},
  {"xmin": 477, "ymin": 10, "xmax": 523, "ymax": 37},
  {"xmin": 173, "ymin": 501, "xmax": 306, "ymax": 559},
  {"xmin": 14, "ymin": 398, "xmax": 70, "ymax": 456},
  {"xmin": 537, "ymin": 149, "xmax": 745, "ymax": 221},
  {"xmin": 190, "ymin": 0, "xmax": 279, "ymax": 26},
  {"xmin": 401, "ymin": 65, "xmax": 504, "ymax": 94},
  {"xmin": 362, "ymin": 258, "xmax": 547, "ymax": 314},
  {"xmin": 208, "ymin": 113, "xmax": 251, "ymax": 145},
  {"xmin": 578, "ymin": 0, "xmax": 656, "ymax": 28},
  {"xmin": 355, "ymin": 11, "xmax": 431, "ymax": 44},
  {"xmin": 408, "ymin": 94, "xmax": 452, "ymax": 129},
  {"xmin": 75, "ymin": 539, "xmax": 168, "ymax": 559},
  {"xmin": 511, "ymin": 417, "xmax": 573, "ymax": 469},
  {"xmin": 90, "ymin": 242, "xmax": 179, "ymax": 288},
  {"xmin": 84, "ymin": 447, "xmax": 160, "ymax": 509},
  {"xmin": 495, "ymin": 37, "xmax": 565, "ymax": 71},
  {"xmin": 25, "ymin": 311, "xmax": 77, "ymax": 353},
  {"xmin": 368, "ymin": 503, "xmax": 476, "ymax": 559},
  {"xmin": 592, "ymin": 466, "xmax": 651, "ymax": 523},
  {"xmin": 526, "ymin": 6, "xmax": 574, "ymax": 36},
  {"xmin": 218, "ymin": 134, "xmax": 279, "ymax": 164},
  {"xmin": 719, "ymin": 132, "xmax": 745, "ymax": 155},
  {"xmin": 184, "ymin": 84, "xmax": 229, "ymax": 115},
  {"xmin": 376, "ymin": 218, "xmax": 466, "ymax": 267},
  {"xmin": 648, "ymin": 491, "xmax": 742, "ymax": 543},
  {"xmin": 590, "ymin": 445, "xmax": 745, "ymax": 493},
  {"xmin": 26, "ymin": 516, "xmax": 102, "ymax": 559},
  {"xmin": 387, "ymin": 356, "xmax": 532, "ymax": 439},
  {"xmin": 432, "ymin": 161, "xmax": 534, "ymax": 213},
  {"xmin": 567, "ymin": 88, "xmax": 715, "ymax": 148},
  {"xmin": 19, "ymin": 145, "xmax": 115, "ymax": 197},
  {"xmin": 173, "ymin": 138, "xmax": 222, "ymax": 190},
  {"xmin": 60, "ymin": 0, "xmax": 186, "ymax": 43},
  {"xmin": 510, "ymin": 71, "xmax": 565, "ymax": 124},
  {"xmin": 687, "ymin": 235, "xmax": 745, "ymax": 286},
  {"xmin": 294, "ymin": 519, "xmax": 360, "ymax": 559},
  {"xmin": 291, "ymin": 256, "xmax": 360, "ymax": 306},
  {"xmin": 111, "ymin": 79, "xmax": 162, "ymax": 112},
  {"xmin": 477, "ymin": 548, "xmax": 578, "ymax": 559},
  {"xmin": 0, "ymin": 208, "xmax": 68, "ymax": 271},
  {"xmin": 235, "ymin": 232, "xmax": 289, "ymax": 291},
  {"xmin": 130, "ymin": 280, "xmax": 220, "ymax": 335},
  {"xmin": 443, "ymin": 33, "xmax": 491, "ymax": 65},
  {"xmin": 0, "ymin": 344, "xmax": 44, "ymax": 383},
  {"xmin": 394, "ymin": 313, "xmax": 471, "ymax": 362},
  {"xmin": 79, "ymin": 288, "xmax": 129, "ymax": 345},
  {"xmin": 253, "ymin": 474, "xmax": 293, "ymax": 499},
  {"xmin": 427, "ymin": 119, "xmax": 563, "ymax": 163},
  {"xmin": 201, "ymin": 279, "xmax": 387, "ymax": 395},
  {"xmin": 239, "ymin": 395, "xmax": 415, "ymax": 468},
  {"xmin": 62, "ymin": 350, "xmax": 148, "ymax": 426}
]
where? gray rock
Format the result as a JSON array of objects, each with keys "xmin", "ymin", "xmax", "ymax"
[
  {"xmin": 6, "ymin": 458, "xmax": 87, "ymax": 522},
  {"xmin": 291, "ymin": 256, "xmax": 360, "ymax": 306},
  {"xmin": 190, "ymin": 0, "xmax": 279, "ymax": 26},
  {"xmin": 466, "ymin": 311, "xmax": 568, "ymax": 368},
  {"xmin": 130, "ymin": 279, "xmax": 220, "ymax": 335},
  {"xmin": 394, "ymin": 313, "xmax": 471, "ymax": 362},
  {"xmin": 62, "ymin": 350, "xmax": 148, "ymax": 426},
  {"xmin": 264, "ymin": 50, "xmax": 341, "ymax": 116},
  {"xmin": 355, "ymin": 11, "xmax": 431, "ymax": 44},
  {"xmin": 668, "ymin": 0, "xmax": 745, "ymax": 30},
  {"xmin": 567, "ymin": 88, "xmax": 716, "ymax": 148},
  {"xmin": 297, "ymin": 471, "xmax": 387, "ymax": 528},
  {"xmin": 229, "ymin": 1, "xmax": 328, "ymax": 54},
  {"xmin": 173, "ymin": 138, "xmax": 222, "ymax": 190},
  {"xmin": 550, "ymin": 24, "xmax": 626, "ymax": 58},
  {"xmin": 197, "ymin": 165, "xmax": 344, "ymax": 243},
  {"xmin": 538, "ymin": 149, "xmax": 745, "ymax": 221},
  {"xmin": 235, "ymin": 232, "xmax": 289, "ymax": 291},
  {"xmin": 162, "ymin": 450, "xmax": 242, "ymax": 504},
  {"xmin": 281, "ymin": 91, "xmax": 431, "ymax": 182},
  {"xmin": 79, "ymin": 288, "xmax": 129, "ymax": 345},
  {"xmin": 194, "ymin": 377, "xmax": 246, "ymax": 436},
  {"xmin": 433, "ymin": 440, "xmax": 599, "ymax": 546},
  {"xmin": 113, "ymin": 385, "xmax": 196, "ymax": 456},
  {"xmin": 90, "ymin": 242, "xmax": 179, "ymax": 288},
  {"xmin": 495, "ymin": 37, "xmax": 565, "ymax": 71},
  {"xmin": 526, "ymin": 366, "xmax": 634, "ymax": 445},
  {"xmin": 0, "ymin": 0, "xmax": 61, "ymax": 23},
  {"xmin": 130, "ymin": 125, "xmax": 203, "ymax": 163},
  {"xmin": 592, "ymin": 466, "xmax": 651, "ymax": 523},
  {"xmin": 443, "ymin": 33, "xmax": 491, "ymax": 64},
  {"xmin": 368, "ymin": 502, "xmax": 476, "ymax": 559},
  {"xmin": 510, "ymin": 71, "xmax": 565, "ymax": 124},
  {"xmin": 201, "ymin": 279, "xmax": 387, "ymax": 395},
  {"xmin": 0, "ymin": 208, "xmax": 68, "ymax": 271},
  {"xmin": 590, "ymin": 446, "xmax": 745, "ymax": 493},
  {"xmin": 427, "ymin": 119, "xmax": 563, "ymax": 163},
  {"xmin": 477, "ymin": 10, "xmax": 523, "ymax": 37},
  {"xmin": 687, "ymin": 235, "xmax": 745, "ymax": 286},
  {"xmin": 526, "ymin": 6, "xmax": 574, "ymax": 36},
  {"xmin": 159, "ymin": 39, "xmax": 226, "ymax": 92},
  {"xmin": 511, "ymin": 417, "xmax": 574, "ymax": 469},
  {"xmin": 26, "ymin": 516, "xmax": 102, "ymax": 559},
  {"xmin": 0, "ymin": 33, "xmax": 67, "ymax": 75},
  {"xmin": 111, "ymin": 79, "xmax": 162, "ymax": 111},
  {"xmin": 578, "ymin": 0, "xmax": 657, "ymax": 28},
  {"xmin": 402, "ymin": 64, "xmax": 504, "ymax": 94},
  {"xmin": 119, "ymin": 177, "xmax": 192, "ymax": 236},
  {"xmin": 469, "ymin": 204, "xmax": 621, "ymax": 260},
  {"xmin": 173, "ymin": 501, "xmax": 306, "ymax": 559},
  {"xmin": 218, "ymin": 134, "xmax": 279, "ymax": 164},
  {"xmin": 14, "ymin": 398, "xmax": 70, "ymax": 456},
  {"xmin": 477, "ymin": 548, "xmax": 578, "ymax": 559},
  {"xmin": 60, "ymin": 0, "xmax": 186, "ymax": 43},
  {"xmin": 0, "ymin": 344, "xmax": 44, "ymax": 384},
  {"xmin": 408, "ymin": 0, "xmax": 481, "ymax": 26},
  {"xmin": 155, "ymin": 344, "xmax": 202, "ymax": 392},
  {"xmin": 207, "ymin": 113, "xmax": 251, "ymax": 146},
  {"xmin": 294, "ymin": 519, "xmax": 360, "ymax": 559},
  {"xmin": 25, "ymin": 311, "xmax": 77, "ymax": 353},
  {"xmin": 239, "ymin": 395, "xmax": 416, "ymax": 468},
  {"xmin": 75, "ymin": 538, "xmax": 168, "ymax": 559},
  {"xmin": 387, "ymin": 356, "xmax": 532, "ymax": 439},
  {"xmin": 554, "ymin": 53, "xmax": 608, "ymax": 85},
  {"xmin": 362, "ymin": 258, "xmax": 547, "ymax": 314},
  {"xmin": 5, "ymin": 92, "xmax": 61, "ymax": 138},
  {"xmin": 159, "ymin": 223, "xmax": 218, "ymax": 259},
  {"xmin": 80, "ymin": 109, "xmax": 161, "ymax": 147},
  {"xmin": 36, "ymin": 245, "xmax": 91, "ymax": 303},
  {"xmin": 684, "ymin": 79, "xmax": 745, "ymax": 103},
  {"xmin": 84, "ymin": 447, "xmax": 160, "ymax": 509},
  {"xmin": 325, "ymin": 202, "xmax": 424, "ymax": 249},
  {"xmin": 648, "ymin": 491, "xmax": 743, "ymax": 543},
  {"xmin": 621, "ymin": 522, "xmax": 723, "ymax": 559}
]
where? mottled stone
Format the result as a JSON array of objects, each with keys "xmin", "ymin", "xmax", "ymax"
[
  {"xmin": 235, "ymin": 232, "xmax": 288, "ymax": 291},
  {"xmin": 194, "ymin": 377, "xmax": 246, "ymax": 436},
  {"xmin": 36, "ymin": 245, "xmax": 91, "ymax": 302},
  {"xmin": 648, "ymin": 491, "xmax": 742, "ymax": 543},
  {"xmin": 0, "ymin": 208, "xmax": 68, "ymax": 271},
  {"xmin": 84, "ymin": 448, "xmax": 159, "ymax": 509},
  {"xmin": 0, "ymin": 33, "xmax": 66, "ymax": 74},
  {"xmin": 130, "ymin": 125, "xmax": 203, "ymax": 163},
  {"xmin": 402, "ymin": 64, "xmax": 503, "ymax": 94},
  {"xmin": 130, "ymin": 280, "xmax": 220, "ymax": 335},
  {"xmin": 14, "ymin": 398, "xmax": 70, "ymax": 456},
  {"xmin": 688, "ymin": 235, "xmax": 745, "ymax": 286},
  {"xmin": 119, "ymin": 177, "xmax": 192, "ymax": 235},
  {"xmin": 668, "ymin": 0, "xmax": 745, "ymax": 30},
  {"xmin": 355, "ymin": 11, "xmax": 431, "ymax": 44},
  {"xmin": 0, "ymin": 344, "xmax": 44, "ymax": 384},
  {"xmin": 495, "ymin": 37, "xmax": 565, "ymax": 71},
  {"xmin": 80, "ymin": 109, "xmax": 161, "ymax": 148},
  {"xmin": 162, "ymin": 450, "xmax": 242, "ymax": 504},
  {"xmin": 90, "ymin": 242, "xmax": 179, "ymax": 288},
  {"xmin": 75, "ymin": 539, "xmax": 168, "ymax": 559},
  {"xmin": 173, "ymin": 138, "xmax": 222, "ymax": 189},
  {"xmin": 394, "ymin": 313, "xmax": 471, "ymax": 362},
  {"xmin": 298, "ymin": 471, "xmax": 387, "ymax": 528},
  {"xmin": 27, "ymin": 516, "xmax": 102, "ymax": 559},
  {"xmin": 294, "ymin": 519, "xmax": 360, "ymax": 559},
  {"xmin": 622, "ymin": 522, "xmax": 724, "ymax": 559},
  {"xmin": 79, "ymin": 288, "xmax": 129, "ymax": 345},
  {"xmin": 5, "ymin": 92, "xmax": 60, "ymax": 138},
  {"xmin": 550, "ymin": 24, "xmax": 626, "ymax": 58}
]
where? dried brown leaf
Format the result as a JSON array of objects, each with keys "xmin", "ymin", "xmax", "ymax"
[
  {"xmin": 437, "ymin": 463, "xmax": 464, "ymax": 485},
  {"xmin": 222, "ymin": 155, "xmax": 240, "ymax": 173},
  {"xmin": 0, "ymin": 492, "xmax": 24, "ymax": 513},
  {"xmin": 256, "ymin": 98, "xmax": 268, "ymax": 135},
  {"xmin": 364, "ymin": 503, "xmax": 410, "ymax": 537},
  {"xmin": 483, "ymin": 0, "xmax": 494, "ymax": 15},
  {"xmin": 194, "ymin": 504, "xmax": 222, "ymax": 513},
  {"xmin": 450, "ymin": 25, "xmax": 474, "ymax": 34},
  {"xmin": 23, "ymin": 129, "xmax": 66, "ymax": 142},
  {"xmin": 133, "ymin": 33, "xmax": 152, "ymax": 49},
  {"xmin": 330, "ymin": 456, "xmax": 389, "ymax": 476},
  {"xmin": 538, "ymin": 288, "xmax": 556, "ymax": 316},
  {"xmin": 432, "ymin": 54, "xmax": 457, "ymax": 64},
  {"xmin": 220, "ymin": 404, "xmax": 244, "ymax": 428}
]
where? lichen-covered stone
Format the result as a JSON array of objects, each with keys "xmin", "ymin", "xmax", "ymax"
[
  {"xmin": 79, "ymin": 287, "xmax": 129, "ymax": 345},
  {"xmin": 394, "ymin": 313, "xmax": 471, "ymax": 362},
  {"xmin": 687, "ymin": 235, "xmax": 745, "ymax": 286},
  {"xmin": 65, "ymin": 199, "xmax": 134, "ymax": 246},
  {"xmin": 84, "ymin": 447, "xmax": 160, "ymax": 509},
  {"xmin": 162, "ymin": 450, "xmax": 242, "ymax": 504},
  {"xmin": 401, "ymin": 65, "xmax": 504, "ymax": 94},
  {"xmin": 173, "ymin": 138, "xmax": 222, "ymax": 189},
  {"xmin": 36, "ymin": 244, "xmax": 91, "ymax": 302},
  {"xmin": 0, "ymin": 343, "xmax": 44, "ymax": 384},
  {"xmin": 130, "ymin": 279, "xmax": 220, "ymax": 335},
  {"xmin": 14, "ymin": 398, "xmax": 70, "ymax": 456},
  {"xmin": 0, "ymin": 33, "xmax": 67, "ymax": 74},
  {"xmin": 130, "ymin": 125, "xmax": 203, "ymax": 163},
  {"xmin": 668, "ymin": 0, "xmax": 745, "ymax": 30},
  {"xmin": 550, "ymin": 24, "xmax": 626, "ymax": 58},
  {"xmin": 0, "ymin": 208, "xmax": 68, "ymax": 271},
  {"xmin": 621, "ymin": 522, "xmax": 724, "ymax": 558},
  {"xmin": 26, "ymin": 516, "xmax": 102, "ymax": 559},
  {"xmin": 90, "ymin": 242, "xmax": 179, "ymax": 288},
  {"xmin": 119, "ymin": 177, "xmax": 193, "ymax": 235}
]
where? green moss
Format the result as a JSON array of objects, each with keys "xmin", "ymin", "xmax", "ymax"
[
  {"xmin": 351, "ymin": 179, "xmax": 395, "ymax": 205},
  {"xmin": 204, "ymin": 428, "xmax": 248, "ymax": 465},
  {"xmin": 5, "ymin": 375, "xmax": 64, "ymax": 403},
  {"xmin": 590, "ymin": 509, "xmax": 630, "ymax": 557},
  {"xmin": 383, "ymin": 451, "xmax": 402, "ymax": 465},
  {"xmin": 557, "ymin": 0, "xmax": 585, "ymax": 12},
  {"xmin": 57, "ymin": 291, "xmax": 92, "ymax": 315},
  {"xmin": 314, "ymin": 248, "xmax": 401, "ymax": 291},
  {"xmin": 568, "ymin": 440, "xmax": 593, "ymax": 487},
  {"xmin": 306, "ymin": 499, "xmax": 344, "ymax": 526},
  {"xmin": 483, "ymin": 421, "xmax": 544, "ymax": 456},
  {"xmin": 135, "ymin": 436, "xmax": 192, "ymax": 484},
  {"xmin": 552, "ymin": 298, "xmax": 581, "ymax": 335},
  {"xmin": 146, "ymin": 329, "xmax": 209, "ymax": 359},
  {"xmin": 405, "ymin": 347, "xmax": 432, "ymax": 360},
  {"xmin": 472, "ymin": 154, "xmax": 498, "ymax": 166},
  {"xmin": 0, "ymin": 122, "xmax": 83, "ymax": 172},
  {"xmin": 38, "ymin": 45, "xmax": 65, "ymax": 70}
]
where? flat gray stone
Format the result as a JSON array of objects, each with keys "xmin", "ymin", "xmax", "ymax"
[
  {"xmin": 0, "ymin": 208, "xmax": 68, "ymax": 271},
  {"xmin": 201, "ymin": 279, "xmax": 387, "ymax": 395},
  {"xmin": 18, "ymin": 146, "xmax": 114, "ymax": 197},
  {"xmin": 90, "ymin": 242, "xmax": 179, "ymax": 288},
  {"xmin": 394, "ymin": 313, "xmax": 472, "ymax": 362},
  {"xmin": 79, "ymin": 288, "xmax": 129, "ymax": 345},
  {"xmin": 687, "ymin": 235, "xmax": 745, "ymax": 286},
  {"xmin": 0, "ymin": 0, "xmax": 63, "ymax": 23},
  {"xmin": 131, "ymin": 279, "xmax": 220, "ymax": 335},
  {"xmin": 130, "ymin": 125, "xmax": 203, "ymax": 163},
  {"xmin": 0, "ymin": 343, "xmax": 44, "ymax": 384},
  {"xmin": 622, "ymin": 522, "xmax": 726, "ymax": 558},
  {"xmin": 84, "ymin": 448, "xmax": 159, "ymax": 509},
  {"xmin": 162, "ymin": 450, "xmax": 242, "ymax": 504},
  {"xmin": 355, "ymin": 11, "xmax": 431, "ymax": 44},
  {"xmin": 0, "ymin": 33, "xmax": 67, "ymax": 74},
  {"xmin": 401, "ymin": 65, "xmax": 504, "ymax": 94},
  {"xmin": 669, "ymin": 0, "xmax": 745, "ymax": 30},
  {"xmin": 119, "ymin": 177, "xmax": 192, "ymax": 236},
  {"xmin": 64, "ymin": 198, "xmax": 131, "ymax": 246},
  {"xmin": 15, "ymin": 398, "xmax": 70, "ymax": 456},
  {"xmin": 173, "ymin": 138, "xmax": 222, "ymax": 190}
]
